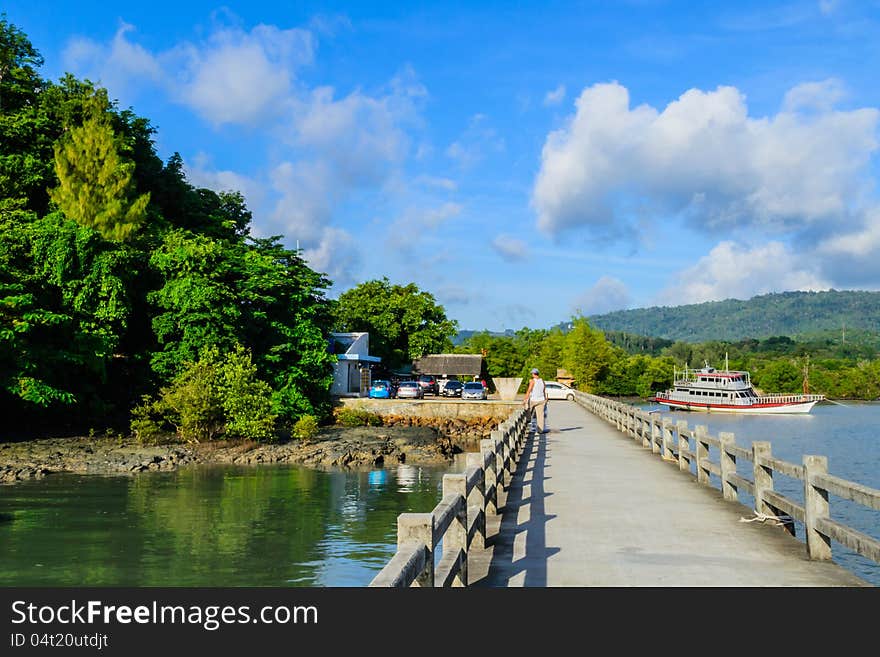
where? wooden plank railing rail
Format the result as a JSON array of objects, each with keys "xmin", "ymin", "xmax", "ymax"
[
  {"xmin": 575, "ymin": 391, "xmax": 880, "ymax": 568},
  {"xmin": 369, "ymin": 407, "xmax": 531, "ymax": 587}
]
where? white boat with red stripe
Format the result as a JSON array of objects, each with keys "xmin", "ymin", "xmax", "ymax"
[{"xmin": 652, "ymin": 361, "xmax": 824, "ymax": 414}]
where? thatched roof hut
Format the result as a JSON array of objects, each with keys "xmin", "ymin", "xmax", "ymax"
[{"xmin": 412, "ymin": 354, "xmax": 484, "ymax": 378}]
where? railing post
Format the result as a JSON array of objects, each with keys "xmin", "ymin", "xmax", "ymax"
[
  {"xmin": 676, "ymin": 420, "xmax": 690, "ymax": 472},
  {"xmin": 442, "ymin": 474, "xmax": 468, "ymax": 586},
  {"xmin": 752, "ymin": 442, "xmax": 773, "ymax": 516},
  {"xmin": 397, "ymin": 513, "xmax": 434, "ymax": 587},
  {"xmin": 803, "ymin": 455, "xmax": 832, "ymax": 560},
  {"xmin": 695, "ymin": 425, "xmax": 710, "ymax": 485},
  {"xmin": 719, "ymin": 432, "xmax": 737, "ymax": 502},
  {"xmin": 491, "ymin": 429, "xmax": 506, "ymax": 487},
  {"xmin": 466, "ymin": 453, "xmax": 485, "ymax": 550},
  {"xmin": 662, "ymin": 418, "xmax": 674, "ymax": 460},
  {"xmin": 480, "ymin": 438, "xmax": 497, "ymax": 515},
  {"xmin": 651, "ymin": 417, "xmax": 660, "ymax": 454}
]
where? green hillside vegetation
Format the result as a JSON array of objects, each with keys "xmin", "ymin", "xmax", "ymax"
[
  {"xmin": 588, "ymin": 290, "xmax": 880, "ymax": 342},
  {"xmin": 458, "ymin": 320, "xmax": 880, "ymax": 400}
]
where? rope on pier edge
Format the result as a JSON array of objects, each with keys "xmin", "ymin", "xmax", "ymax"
[{"xmin": 738, "ymin": 511, "xmax": 794, "ymax": 527}]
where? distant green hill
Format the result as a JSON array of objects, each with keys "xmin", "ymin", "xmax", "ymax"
[
  {"xmin": 453, "ymin": 329, "xmax": 515, "ymax": 345},
  {"xmin": 586, "ymin": 290, "xmax": 880, "ymax": 343}
]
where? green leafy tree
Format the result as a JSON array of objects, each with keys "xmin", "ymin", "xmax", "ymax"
[
  {"xmin": 560, "ymin": 316, "xmax": 619, "ymax": 393},
  {"xmin": 333, "ymin": 277, "xmax": 458, "ymax": 369},
  {"xmin": 49, "ymin": 91, "xmax": 150, "ymax": 241},
  {"xmin": 132, "ymin": 345, "xmax": 277, "ymax": 443},
  {"xmin": 0, "ymin": 14, "xmax": 43, "ymax": 112},
  {"xmin": 752, "ymin": 359, "xmax": 802, "ymax": 393},
  {"xmin": 636, "ymin": 356, "xmax": 675, "ymax": 398},
  {"xmin": 531, "ymin": 329, "xmax": 566, "ymax": 386},
  {"xmin": 149, "ymin": 230, "xmax": 336, "ymax": 423}
]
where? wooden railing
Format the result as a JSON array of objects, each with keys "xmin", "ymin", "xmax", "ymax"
[
  {"xmin": 369, "ymin": 408, "xmax": 531, "ymax": 587},
  {"xmin": 575, "ymin": 392, "xmax": 880, "ymax": 568}
]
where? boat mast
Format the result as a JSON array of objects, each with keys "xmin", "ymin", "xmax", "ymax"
[
  {"xmin": 803, "ymin": 355, "xmax": 810, "ymax": 394},
  {"xmin": 725, "ymin": 352, "xmax": 729, "ymax": 373}
]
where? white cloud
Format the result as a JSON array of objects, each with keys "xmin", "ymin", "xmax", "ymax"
[
  {"xmin": 267, "ymin": 160, "xmax": 339, "ymax": 245},
  {"xmin": 292, "ymin": 83, "xmax": 411, "ymax": 186},
  {"xmin": 543, "ymin": 84, "xmax": 566, "ymax": 107},
  {"xmin": 302, "ymin": 227, "xmax": 361, "ymax": 288},
  {"xmin": 490, "ymin": 234, "xmax": 528, "ymax": 261},
  {"xmin": 386, "ymin": 203, "xmax": 462, "ymax": 252},
  {"xmin": 814, "ymin": 205, "xmax": 880, "ymax": 285},
  {"xmin": 446, "ymin": 114, "xmax": 505, "ymax": 169},
  {"xmin": 435, "ymin": 285, "xmax": 472, "ymax": 306},
  {"xmin": 170, "ymin": 24, "xmax": 313, "ymax": 125},
  {"xmin": 819, "ymin": 0, "xmax": 839, "ymax": 16},
  {"xmin": 415, "ymin": 175, "xmax": 457, "ymax": 191},
  {"xmin": 185, "ymin": 153, "xmax": 265, "ymax": 205},
  {"xmin": 63, "ymin": 22, "xmax": 164, "ymax": 97},
  {"xmin": 783, "ymin": 79, "xmax": 846, "ymax": 113},
  {"xmin": 656, "ymin": 241, "xmax": 830, "ymax": 305},
  {"xmin": 532, "ymin": 80, "xmax": 879, "ymax": 241},
  {"xmin": 64, "ymin": 21, "xmax": 313, "ymax": 126},
  {"xmin": 573, "ymin": 276, "xmax": 632, "ymax": 315}
]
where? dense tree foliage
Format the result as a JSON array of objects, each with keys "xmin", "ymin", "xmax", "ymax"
[
  {"xmin": 458, "ymin": 315, "xmax": 880, "ymax": 400},
  {"xmin": 332, "ymin": 277, "xmax": 458, "ymax": 370},
  {"xmin": 0, "ymin": 18, "xmax": 335, "ymax": 438},
  {"xmin": 589, "ymin": 290, "xmax": 880, "ymax": 342}
]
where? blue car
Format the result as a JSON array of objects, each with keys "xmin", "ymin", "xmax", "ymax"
[{"xmin": 369, "ymin": 380, "xmax": 393, "ymax": 399}]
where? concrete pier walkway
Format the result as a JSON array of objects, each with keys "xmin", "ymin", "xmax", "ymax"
[{"xmin": 470, "ymin": 400, "xmax": 869, "ymax": 586}]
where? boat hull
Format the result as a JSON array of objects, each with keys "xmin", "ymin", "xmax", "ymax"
[{"xmin": 655, "ymin": 399, "xmax": 818, "ymax": 414}]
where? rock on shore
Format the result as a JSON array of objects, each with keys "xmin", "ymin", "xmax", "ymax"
[{"xmin": 0, "ymin": 423, "xmax": 480, "ymax": 485}]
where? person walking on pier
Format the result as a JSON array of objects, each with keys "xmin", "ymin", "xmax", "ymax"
[{"xmin": 523, "ymin": 367, "xmax": 549, "ymax": 433}]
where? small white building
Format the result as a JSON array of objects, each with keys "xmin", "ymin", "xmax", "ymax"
[{"xmin": 330, "ymin": 332, "xmax": 382, "ymax": 397}]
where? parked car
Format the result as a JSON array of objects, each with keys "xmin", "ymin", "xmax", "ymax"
[
  {"xmin": 368, "ymin": 379, "xmax": 393, "ymax": 399},
  {"xmin": 461, "ymin": 381, "xmax": 487, "ymax": 400},
  {"xmin": 396, "ymin": 380, "xmax": 424, "ymax": 399},
  {"xmin": 545, "ymin": 381, "xmax": 575, "ymax": 401},
  {"xmin": 417, "ymin": 374, "xmax": 439, "ymax": 396},
  {"xmin": 439, "ymin": 380, "xmax": 463, "ymax": 397}
]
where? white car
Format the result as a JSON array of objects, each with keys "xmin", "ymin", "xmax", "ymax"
[
  {"xmin": 545, "ymin": 381, "xmax": 575, "ymax": 401},
  {"xmin": 461, "ymin": 382, "xmax": 487, "ymax": 400}
]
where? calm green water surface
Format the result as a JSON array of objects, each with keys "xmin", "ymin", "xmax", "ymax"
[{"xmin": 0, "ymin": 460, "xmax": 460, "ymax": 587}]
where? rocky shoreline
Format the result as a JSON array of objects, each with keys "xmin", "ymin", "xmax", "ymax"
[{"xmin": 0, "ymin": 423, "xmax": 488, "ymax": 485}]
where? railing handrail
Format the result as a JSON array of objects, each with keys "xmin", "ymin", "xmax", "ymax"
[
  {"xmin": 369, "ymin": 407, "xmax": 531, "ymax": 587},
  {"xmin": 574, "ymin": 391, "xmax": 880, "ymax": 573}
]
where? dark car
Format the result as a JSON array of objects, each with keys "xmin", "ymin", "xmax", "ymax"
[
  {"xmin": 417, "ymin": 374, "xmax": 439, "ymax": 396},
  {"xmin": 439, "ymin": 380, "xmax": 463, "ymax": 397}
]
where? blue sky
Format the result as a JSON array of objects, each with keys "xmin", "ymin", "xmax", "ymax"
[{"xmin": 5, "ymin": 1, "xmax": 880, "ymax": 331}]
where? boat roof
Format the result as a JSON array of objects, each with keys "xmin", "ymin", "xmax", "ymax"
[{"xmin": 693, "ymin": 370, "xmax": 748, "ymax": 378}]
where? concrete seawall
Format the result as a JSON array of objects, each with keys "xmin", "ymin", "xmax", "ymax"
[{"xmin": 334, "ymin": 397, "xmax": 519, "ymax": 420}]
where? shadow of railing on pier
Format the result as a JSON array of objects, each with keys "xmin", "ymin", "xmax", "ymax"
[{"xmin": 474, "ymin": 430, "xmax": 559, "ymax": 586}]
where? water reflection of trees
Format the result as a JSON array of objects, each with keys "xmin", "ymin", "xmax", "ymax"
[{"xmin": 0, "ymin": 462, "xmax": 452, "ymax": 586}]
